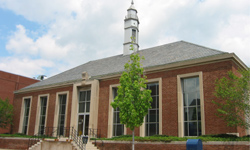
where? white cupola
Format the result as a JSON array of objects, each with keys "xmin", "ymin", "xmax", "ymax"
[{"xmin": 123, "ymin": 0, "xmax": 139, "ymax": 55}]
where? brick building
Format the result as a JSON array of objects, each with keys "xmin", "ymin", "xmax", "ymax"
[
  {"xmin": 0, "ymin": 70, "xmax": 39, "ymax": 134},
  {"xmin": 12, "ymin": 2, "xmax": 249, "ymax": 138}
]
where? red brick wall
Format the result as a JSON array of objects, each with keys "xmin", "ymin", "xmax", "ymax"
[
  {"xmin": 1, "ymin": 138, "xmax": 249, "ymax": 150},
  {"xmin": 12, "ymin": 86, "xmax": 73, "ymax": 135},
  {"xmin": 0, "ymin": 71, "xmax": 39, "ymax": 134},
  {"xmin": 95, "ymin": 141, "xmax": 250, "ymax": 150},
  {"xmin": 98, "ymin": 60, "xmax": 243, "ymax": 138},
  {"xmin": 98, "ymin": 78, "xmax": 119, "ymax": 138},
  {"xmin": 0, "ymin": 70, "xmax": 39, "ymax": 103},
  {"xmin": 10, "ymin": 60, "xmax": 246, "ymax": 138},
  {"xmin": 0, "ymin": 138, "xmax": 30, "ymax": 149}
]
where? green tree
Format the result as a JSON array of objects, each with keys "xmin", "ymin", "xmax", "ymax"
[
  {"xmin": 111, "ymin": 42, "xmax": 152, "ymax": 150},
  {"xmin": 0, "ymin": 98, "xmax": 13, "ymax": 128},
  {"xmin": 213, "ymin": 69, "xmax": 250, "ymax": 128}
]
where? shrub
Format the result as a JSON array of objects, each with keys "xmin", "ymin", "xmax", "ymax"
[
  {"xmin": 150, "ymin": 135, "xmax": 169, "ymax": 137},
  {"xmin": 200, "ymin": 134, "xmax": 238, "ymax": 138}
]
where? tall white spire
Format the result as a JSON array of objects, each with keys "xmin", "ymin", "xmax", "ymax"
[{"xmin": 123, "ymin": 0, "xmax": 139, "ymax": 55}]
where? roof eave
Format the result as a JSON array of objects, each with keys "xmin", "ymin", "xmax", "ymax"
[
  {"xmin": 92, "ymin": 53, "xmax": 248, "ymax": 81},
  {"xmin": 14, "ymin": 53, "xmax": 248, "ymax": 93},
  {"xmin": 14, "ymin": 79, "xmax": 82, "ymax": 94}
]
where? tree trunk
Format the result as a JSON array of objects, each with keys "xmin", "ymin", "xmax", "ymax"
[{"xmin": 132, "ymin": 130, "xmax": 135, "ymax": 150}]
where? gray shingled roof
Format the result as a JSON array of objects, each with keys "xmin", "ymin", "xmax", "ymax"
[{"xmin": 21, "ymin": 41, "xmax": 226, "ymax": 91}]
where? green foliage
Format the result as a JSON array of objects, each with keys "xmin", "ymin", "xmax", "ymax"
[
  {"xmin": 111, "ymin": 43, "xmax": 152, "ymax": 131},
  {"xmin": 200, "ymin": 134, "xmax": 238, "ymax": 138},
  {"xmin": 150, "ymin": 134, "xmax": 169, "ymax": 137},
  {"xmin": 100, "ymin": 134, "xmax": 250, "ymax": 142},
  {"xmin": 0, "ymin": 133, "xmax": 57, "ymax": 139},
  {"xmin": 0, "ymin": 98, "xmax": 13, "ymax": 128},
  {"xmin": 0, "ymin": 133, "xmax": 32, "ymax": 138},
  {"xmin": 213, "ymin": 69, "xmax": 250, "ymax": 128}
]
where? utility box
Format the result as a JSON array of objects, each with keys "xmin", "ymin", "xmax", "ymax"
[
  {"xmin": 82, "ymin": 136, "xmax": 88, "ymax": 144},
  {"xmin": 186, "ymin": 139, "xmax": 203, "ymax": 150}
]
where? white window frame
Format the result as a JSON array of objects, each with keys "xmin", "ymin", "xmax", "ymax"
[
  {"xmin": 53, "ymin": 91, "xmax": 69, "ymax": 136},
  {"xmin": 18, "ymin": 96, "xmax": 32, "ymax": 135},
  {"xmin": 77, "ymin": 89, "xmax": 91, "ymax": 136},
  {"xmin": 34, "ymin": 94, "xmax": 49, "ymax": 135},
  {"xmin": 108, "ymin": 78, "xmax": 162, "ymax": 137},
  {"xmin": 140, "ymin": 78, "xmax": 162, "ymax": 137},
  {"xmin": 112, "ymin": 87, "xmax": 125, "ymax": 137},
  {"xmin": 145, "ymin": 82, "xmax": 160, "ymax": 136},
  {"xmin": 177, "ymin": 72, "xmax": 205, "ymax": 137},
  {"xmin": 70, "ymin": 80, "xmax": 99, "ymax": 136},
  {"xmin": 107, "ymin": 84, "xmax": 126, "ymax": 138}
]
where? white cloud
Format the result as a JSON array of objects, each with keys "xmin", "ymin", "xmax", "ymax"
[
  {"xmin": 156, "ymin": 36, "xmax": 179, "ymax": 47},
  {"xmin": 1, "ymin": 0, "xmax": 250, "ymax": 78},
  {"xmin": 6, "ymin": 25, "xmax": 38, "ymax": 55},
  {"xmin": 0, "ymin": 0, "xmax": 81, "ymax": 24},
  {"xmin": 214, "ymin": 14, "xmax": 250, "ymax": 66},
  {"xmin": 36, "ymin": 35, "xmax": 72, "ymax": 60},
  {"xmin": 6, "ymin": 25, "xmax": 73, "ymax": 60},
  {"xmin": 0, "ymin": 57, "xmax": 54, "ymax": 78}
]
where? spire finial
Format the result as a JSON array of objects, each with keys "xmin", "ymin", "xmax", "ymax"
[{"xmin": 131, "ymin": 0, "xmax": 134, "ymax": 5}]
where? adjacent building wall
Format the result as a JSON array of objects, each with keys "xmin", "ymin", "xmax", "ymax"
[{"xmin": 0, "ymin": 70, "xmax": 39, "ymax": 134}]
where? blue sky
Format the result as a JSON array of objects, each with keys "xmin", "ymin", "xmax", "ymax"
[
  {"xmin": 0, "ymin": 9, "xmax": 41, "ymax": 56},
  {"xmin": 0, "ymin": 0, "xmax": 249, "ymax": 79}
]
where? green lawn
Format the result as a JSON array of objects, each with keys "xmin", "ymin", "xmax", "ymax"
[
  {"xmin": 0, "ymin": 133, "xmax": 33, "ymax": 138},
  {"xmin": 0, "ymin": 133, "xmax": 56, "ymax": 139}
]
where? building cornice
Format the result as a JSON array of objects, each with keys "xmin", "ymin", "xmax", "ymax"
[
  {"xmin": 14, "ymin": 53, "xmax": 248, "ymax": 93},
  {"xmin": 93, "ymin": 53, "xmax": 248, "ymax": 81},
  {"xmin": 14, "ymin": 80, "xmax": 80, "ymax": 95}
]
